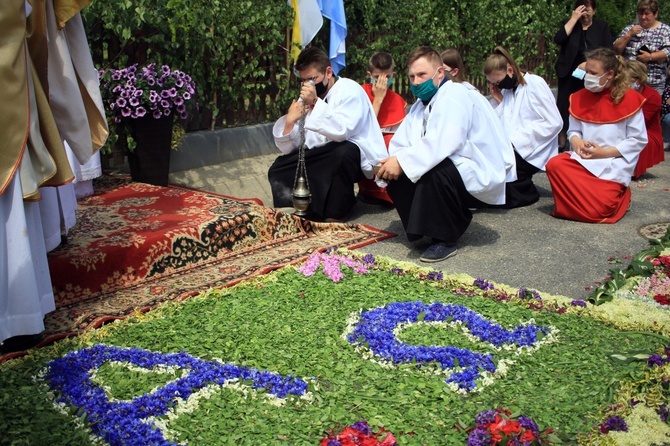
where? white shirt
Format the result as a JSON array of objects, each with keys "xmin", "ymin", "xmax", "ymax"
[
  {"xmin": 567, "ymin": 110, "xmax": 647, "ymax": 186},
  {"xmin": 389, "ymin": 80, "xmax": 507, "ymax": 205},
  {"xmin": 463, "ymin": 83, "xmax": 517, "ymax": 183},
  {"xmin": 491, "ymin": 72, "xmax": 562, "ymax": 170},
  {"xmin": 273, "ymin": 77, "xmax": 388, "ymax": 179}
]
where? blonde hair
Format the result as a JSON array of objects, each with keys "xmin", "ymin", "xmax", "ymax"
[
  {"xmin": 585, "ymin": 48, "xmax": 629, "ymax": 104},
  {"xmin": 625, "ymin": 59, "xmax": 648, "ymax": 85},
  {"xmin": 483, "ymin": 46, "xmax": 527, "ymax": 86}
]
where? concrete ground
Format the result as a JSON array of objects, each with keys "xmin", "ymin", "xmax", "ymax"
[{"xmin": 169, "ymin": 153, "xmax": 670, "ymax": 301}]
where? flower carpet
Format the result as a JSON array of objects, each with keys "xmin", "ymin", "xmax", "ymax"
[
  {"xmin": 0, "ymin": 175, "xmax": 394, "ymax": 363},
  {"xmin": 2, "ymin": 228, "xmax": 670, "ymax": 445}
]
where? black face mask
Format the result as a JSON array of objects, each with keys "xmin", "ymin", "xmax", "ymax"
[
  {"xmin": 315, "ymin": 75, "xmax": 329, "ymax": 98},
  {"xmin": 497, "ymin": 74, "xmax": 517, "ymax": 90}
]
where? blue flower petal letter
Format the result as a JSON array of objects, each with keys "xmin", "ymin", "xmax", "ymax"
[
  {"xmin": 345, "ymin": 301, "xmax": 556, "ymax": 393},
  {"xmin": 45, "ymin": 345, "xmax": 308, "ymax": 445}
]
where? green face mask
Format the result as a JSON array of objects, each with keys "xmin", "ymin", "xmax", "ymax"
[
  {"xmin": 370, "ymin": 77, "xmax": 394, "ymax": 88},
  {"xmin": 410, "ymin": 69, "xmax": 439, "ymax": 102}
]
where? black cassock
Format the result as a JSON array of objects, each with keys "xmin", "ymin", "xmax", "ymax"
[{"xmin": 387, "ymin": 157, "xmax": 479, "ymax": 246}]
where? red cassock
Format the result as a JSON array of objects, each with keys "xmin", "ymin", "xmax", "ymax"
[
  {"xmin": 546, "ymin": 88, "xmax": 646, "ymax": 223},
  {"xmin": 357, "ymin": 83, "xmax": 407, "ymax": 205},
  {"xmin": 634, "ymin": 84, "xmax": 665, "ymax": 178}
]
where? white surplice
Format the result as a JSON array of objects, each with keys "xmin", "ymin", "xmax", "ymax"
[
  {"xmin": 389, "ymin": 80, "xmax": 508, "ymax": 205},
  {"xmin": 567, "ymin": 110, "xmax": 647, "ymax": 186},
  {"xmin": 491, "ymin": 73, "xmax": 562, "ymax": 170},
  {"xmin": 273, "ymin": 77, "xmax": 388, "ymax": 179},
  {"xmin": 0, "ymin": 172, "xmax": 55, "ymax": 343}
]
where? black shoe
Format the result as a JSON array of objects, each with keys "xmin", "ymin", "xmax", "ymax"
[
  {"xmin": 0, "ymin": 333, "xmax": 44, "ymax": 354},
  {"xmin": 419, "ymin": 243, "xmax": 458, "ymax": 263}
]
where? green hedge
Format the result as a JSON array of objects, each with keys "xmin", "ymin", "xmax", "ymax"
[{"xmin": 82, "ymin": 0, "xmax": 634, "ymax": 131}]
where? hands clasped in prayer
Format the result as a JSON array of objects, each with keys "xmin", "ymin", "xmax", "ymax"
[{"xmin": 571, "ymin": 138, "xmax": 620, "ymax": 159}]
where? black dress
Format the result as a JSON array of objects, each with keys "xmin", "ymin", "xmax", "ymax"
[{"xmin": 554, "ymin": 19, "xmax": 613, "ymax": 138}]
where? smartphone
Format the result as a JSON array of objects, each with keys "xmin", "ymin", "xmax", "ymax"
[{"xmin": 637, "ymin": 44, "xmax": 652, "ymax": 54}]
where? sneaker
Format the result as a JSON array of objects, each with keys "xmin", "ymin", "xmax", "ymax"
[
  {"xmin": 665, "ymin": 141, "xmax": 670, "ymax": 151},
  {"xmin": 419, "ymin": 243, "xmax": 458, "ymax": 263}
]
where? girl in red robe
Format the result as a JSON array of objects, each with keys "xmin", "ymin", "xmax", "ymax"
[
  {"xmin": 625, "ymin": 59, "xmax": 665, "ymax": 178},
  {"xmin": 546, "ymin": 48, "xmax": 647, "ymax": 223}
]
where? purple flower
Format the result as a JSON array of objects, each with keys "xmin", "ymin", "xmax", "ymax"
[
  {"xmin": 658, "ymin": 405, "xmax": 669, "ymax": 422},
  {"xmin": 647, "ymin": 354, "xmax": 665, "ymax": 367},
  {"xmin": 349, "ymin": 421, "xmax": 371, "ymax": 435},
  {"xmin": 362, "ymin": 254, "xmax": 375, "ymax": 265},
  {"xmin": 326, "ymin": 440, "xmax": 342, "ymax": 446},
  {"xmin": 600, "ymin": 415, "xmax": 628, "ymax": 433},
  {"xmin": 570, "ymin": 299, "xmax": 587, "ymax": 307},
  {"xmin": 467, "ymin": 428, "xmax": 492, "ymax": 446},
  {"xmin": 518, "ymin": 416, "xmax": 539, "ymax": 433},
  {"xmin": 518, "ymin": 287, "xmax": 542, "ymax": 300},
  {"xmin": 100, "ymin": 63, "xmax": 196, "ymax": 122},
  {"xmin": 152, "ymin": 110, "xmax": 162, "ymax": 119},
  {"xmin": 474, "ymin": 409, "xmax": 497, "ymax": 427},
  {"xmin": 425, "ymin": 271, "xmax": 443, "ymax": 282},
  {"xmin": 135, "ymin": 106, "xmax": 147, "ymax": 118},
  {"xmin": 473, "ymin": 278, "xmax": 494, "ymax": 290}
]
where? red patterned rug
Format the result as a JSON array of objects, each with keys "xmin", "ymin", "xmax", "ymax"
[{"xmin": 2, "ymin": 174, "xmax": 394, "ymax": 360}]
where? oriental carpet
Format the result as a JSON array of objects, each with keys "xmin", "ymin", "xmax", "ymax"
[{"xmin": 1, "ymin": 174, "xmax": 394, "ymax": 362}]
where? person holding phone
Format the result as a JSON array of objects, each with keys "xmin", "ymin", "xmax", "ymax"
[
  {"xmin": 554, "ymin": 0, "xmax": 612, "ymax": 151},
  {"xmin": 614, "ymin": 0, "xmax": 670, "ymax": 94}
]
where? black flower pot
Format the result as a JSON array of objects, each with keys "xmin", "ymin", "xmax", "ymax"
[{"xmin": 127, "ymin": 115, "xmax": 174, "ymax": 186}]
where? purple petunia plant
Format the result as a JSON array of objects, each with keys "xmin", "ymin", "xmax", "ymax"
[
  {"xmin": 100, "ymin": 63, "xmax": 196, "ymax": 122},
  {"xmin": 98, "ymin": 63, "xmax": 197, "ymax": 153}
]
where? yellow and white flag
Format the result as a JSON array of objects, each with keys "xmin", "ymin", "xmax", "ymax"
[{"xmin": 289, "ymin": 0, "xmax": 323, "ymax": 62}]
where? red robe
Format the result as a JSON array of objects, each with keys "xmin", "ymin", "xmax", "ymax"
[
  {"xmin": 547, "ymin": 88, "xmax": 645, "ymax": 223},
  {"xmin": 357, "ymin": 83, "xmax": 407, "ymax": 205},
  {"xmin": 634, "ymin": 85, "xmax": 665, "ymax": 178}
]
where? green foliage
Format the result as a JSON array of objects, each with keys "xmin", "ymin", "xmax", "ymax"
[
  {"xmin": 82, "ymin": 0, "xmax": 293, "ymax": 131},
  {"xmin": 589, "ymin": 226, "xmax": 670, "ymax": 305},
  {"xmin": 1, "ymin": 261, "xmax": 667, "ymax": 444},
  {"xmin": 81, "ymin": 0, "xmax": 632, "ymax": 131}
]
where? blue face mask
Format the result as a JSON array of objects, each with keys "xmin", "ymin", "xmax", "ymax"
[
  {"xmin": 410, "ymin": 69, "xmax": 440, "ymax": 102},
  {"xmin": 370, "ymin": 77, "xmax": 394, "ymax": 88}
]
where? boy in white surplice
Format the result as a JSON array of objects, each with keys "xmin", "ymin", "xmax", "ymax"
[
  {"xmin": 268, "ymin": 47, "xmax": 387, "ymax": 221},
  {"xmin": 377, "ymin": 46, "xmax": 509, "ymax": 262}
]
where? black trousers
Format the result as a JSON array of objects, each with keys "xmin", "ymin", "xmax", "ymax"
[
  {"xmin": 386, "ymin": 157, "xmax": 478, "ymax": 246},
  {"xmin": 268, "ymin": 141, "xmax": 364, "ymax": 219},
  {"xmin": 556, "ymin": 75, "xmax": 584, "ymax": 136},
  {"xmin": 501, "ymin": 151, "xmax": 541, "ymax": 209}
]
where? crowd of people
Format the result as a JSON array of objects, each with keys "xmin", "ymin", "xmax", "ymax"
[{"xmin": 269, "ymin": 0, "xmax": 667, "ymax": 263}]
